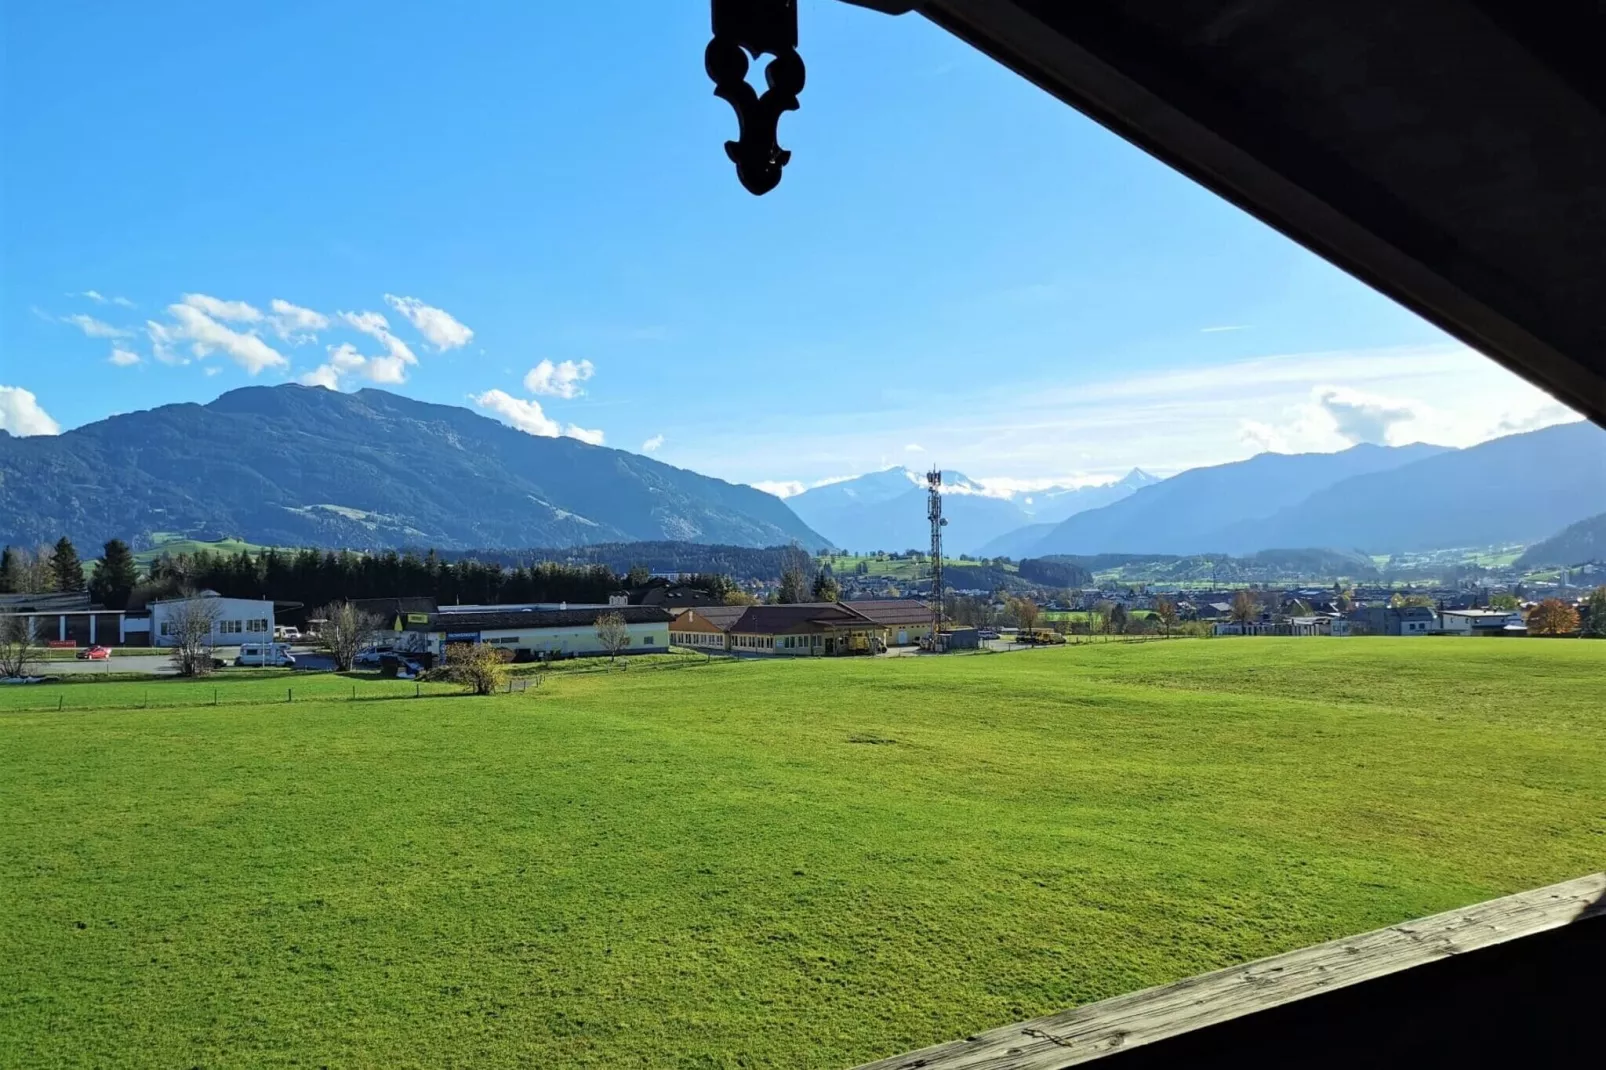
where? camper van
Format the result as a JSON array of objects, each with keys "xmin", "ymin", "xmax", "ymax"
[{"xmin": 235, "ymin": 643, "xmax": 296, "ymax": 668}]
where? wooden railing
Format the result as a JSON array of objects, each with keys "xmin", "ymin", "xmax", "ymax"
[{"xmin": 851, "ymin": 872, "xmax": 1605, "ymax": 1069}]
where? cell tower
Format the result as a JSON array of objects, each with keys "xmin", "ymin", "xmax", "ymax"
[{"xmin": 927, "ymin": 468, "xmax": 946, "ymax": 636}]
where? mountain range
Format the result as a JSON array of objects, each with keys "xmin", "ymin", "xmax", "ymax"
[
  {"xmin": 0, "ymin": 385, "xmax": 827, "ymax": 551},
  {"xmin": 3, "ymin": 384, "xmax": 1601, "ymax": 563},
  {"xmin": 1516, "ymin": 512, "xmax": 1606, "ymax": 568},
  {"xmin": 786, "ymin": 467, "xmax": 1160, "ymax": 555},
  {"xmin": 1001, "ymin": 420, "xmax": 1606, "ymax": 557}
]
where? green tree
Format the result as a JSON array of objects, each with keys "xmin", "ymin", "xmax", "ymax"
[
  {"xmin": 1489, "ymin": 592, "xmax": 1520, "ymax": 611},
  {"xmin": 1581, "ymin": 586, "xmax": 1606, "ymax": 638},
  {"xmin": 51, "ymin": 537, "xmax": 85, "ymax": 592},
  {"xmin": 1230, "ymin": 589, "xmax": 1257, "ymax": 625},
  {"xmin": 810, "ymin": 570, "xmax": 840, "ymax": 602},
  {"xmin": 0, "ymin": 547, "xmax": 17, "ymax": 594},
  {"xmin": 626, "ymin": 563, "xmax": 652, "ymax": 588},
  {"xmin": 89, "ymin": 539, "xmax": 139, "ymax": 609}
]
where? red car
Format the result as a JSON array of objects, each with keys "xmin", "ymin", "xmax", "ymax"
[{"xmin": 76, "ymin": 645, "xmax": 112, "ymax": 661}]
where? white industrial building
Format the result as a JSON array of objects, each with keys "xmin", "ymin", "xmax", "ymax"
[
  {"xmin": 149, "ymin": 592, "xmax": 275, "ymax": 647},
  {"xmin": 401, "ymin": 606, "xmax": 673, "ymax": 660}
]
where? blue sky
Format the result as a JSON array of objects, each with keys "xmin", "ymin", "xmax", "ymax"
[{"xmin": 0, "ymin": 1, "xmax": 1575, "ymax": 495}]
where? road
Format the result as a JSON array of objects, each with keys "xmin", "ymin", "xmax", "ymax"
[
  {"xmin": 44, "ymin": 645, "xmax": 335, "ymax": 676},
  {"xmin": 47, "ymin": 655, "xmax": 176, "ymax": 676}
]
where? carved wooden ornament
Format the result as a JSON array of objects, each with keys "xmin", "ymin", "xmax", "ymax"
[{"xmin": 706, "ymin": 0, "xmax": 806, "ymax": 195}]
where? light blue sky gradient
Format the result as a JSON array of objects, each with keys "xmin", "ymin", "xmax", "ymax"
[{"xmin": 0, "ymin": 1, "xmax": 1573, "ymax": 492}]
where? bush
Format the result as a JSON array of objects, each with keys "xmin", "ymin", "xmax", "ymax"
[{"xmin": 443, "ymin": 642, "xmax": 509, "ymax": 695}]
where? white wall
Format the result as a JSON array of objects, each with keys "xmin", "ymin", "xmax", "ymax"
[
  {"xmin": 151, "ymin": 597, "xmax": 275, "ymax": 647},
  {"xmin": 431, "ymin": 620, "xmax": 669, "ymax": 658}
]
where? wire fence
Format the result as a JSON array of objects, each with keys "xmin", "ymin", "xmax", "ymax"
[{"xmin": 1, "ymin": 654, "xmax": 744, "ymax": 714}]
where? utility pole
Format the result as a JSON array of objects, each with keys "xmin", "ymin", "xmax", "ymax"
[{"xmin": 927, "ymin": 468, "xmax": 946, "ymax": 641}]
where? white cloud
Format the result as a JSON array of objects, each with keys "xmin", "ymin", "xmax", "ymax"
[
  {"xmin": 1492, "ymin": 402, "xmax": 1576, "ymax": 437},
  {"xmin": 384, "ymin": 294, "xmax": 473, "ymax": 350},
  {"xmin": 165, "ymin": 303, "xmax": 287, "ymax": 374},
  {"xmin": 1238, "ymin": 419, "xmax": 1290, "ymax": 455},
  {"xmin": 524, "ymin": 359, "xmax": 594, "ymax": 398},
  {"xmin": 108, "ymin": 345, "xmax": 141, "ymax": 367},
  {"xmin": 146, "ymin": 320, "xmax": 184, "ymax": 364},
  {"xmin": 204, "ymin": 366, "xmax": 222, "ymax": 377},
  {"xmin": 364, "ymin": 355, "xmax": 411, "ymax": 384},
  {"xmin": 752, "ymin": 480, "xmax": 807, "ymax": 498},
  {"xmin": 1200, "ymin": 325, "xmax": 1249, "ymax": 333},
  {"xmin": 63, "ymin": 313, "xmax": 131, "ymax": 338},
  {"xmin": 641, "ymin": 434, "xmax": 665, "ymax": 453},
  {"xmin": 297, "ymin": 341, "xmax": 392, "ymax": 390},
  {"xmin": 904, "ymin": 443, "xmax": 925, "ymax": 453},
  {"xmin": 299, "ymin": 364, "xmax": 341, "ymax": 390},
  {"xmin": 1314, "ymin": 387, "xmax": 1420, "ymax": 445},
  {"xmin": 268, "ymin": 299, "xmax": 330, "ymax": 343},
  {"xmin": 340, "ymin": 309, "xmax": 418, "ymax": 371},
  {"xmin": 677, "ymin": 344, "xmax": 1583, "ymax": 490},
  {"xmin": 473, "ymin": 390, "xmax": 608, "ymax": 445},
  {"xmin": 73, "ymin": 290, "xmax": 134, "ymax": 307},
  {"xmin": 0, "ymin": 386, "xmax": 61, "ymax": 436},
  {"xmin": 748, "ymin": 474, "xmax": 860, "ymax": 498},
  {"xmin": 968, "ymin": 474, "xmax": 1112, "ymax": 496},
  {"xmin": 181, "ymin": 293, "xmax": 262, "ymax": 322},
  {"xmin": 473, "ymin": 389, "xmax": 561, "ymax": 436}
]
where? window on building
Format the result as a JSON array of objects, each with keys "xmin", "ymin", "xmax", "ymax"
[
  {"xmin": 643, "ymin": 635, "xmax": 654, "ymax": 645},
  {"xmin": 247, "ymin": 618, "xmax": 269, "ymax": 633},
  {"xmin": 220, "ymin": 619, "xmax": 243, "ymax": 635}
]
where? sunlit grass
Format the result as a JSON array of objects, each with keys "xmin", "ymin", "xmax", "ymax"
[{"xmin": 3, "ymin": 639, "xmax": 1602, "ymax": 1068}]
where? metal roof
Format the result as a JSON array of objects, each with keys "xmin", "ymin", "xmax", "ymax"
[{"xmin": 842, "ymin": 599, "xmax": 934, "ymax": 625}]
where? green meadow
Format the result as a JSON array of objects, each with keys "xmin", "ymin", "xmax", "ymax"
[{"xmin": 3, "ymin": 639, "xmax": 1602, "ymax": 1068}]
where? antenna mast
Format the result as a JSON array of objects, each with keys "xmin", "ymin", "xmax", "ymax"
[{"xmin": 927, "ymin": 468, "xmax": 946, "ymax": 637}]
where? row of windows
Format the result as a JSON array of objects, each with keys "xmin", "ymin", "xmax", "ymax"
[
  {"xmin": 473, "ymin": 633, "xmax": 657, "ymax": 648},
  {"xmin": 158, "ymin": 618, "xmax": 269, "ymax": 637},
  {"xmin": 670, "ymin": 631, "xmax": 827, "ymax": 650}
]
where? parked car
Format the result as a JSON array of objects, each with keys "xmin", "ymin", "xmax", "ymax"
[
  {"xmin": 235, "ymin": 643, "xmax": 296, "ymax": 667},
  {"xmin": 977, "ymin": 629, "xmax": 1000, "ymax": 640},
  {"xmin": 76, "ymin": 645, "xmax": 112, "ymax": 660},
  {"xmin": 274, "ymin": 626, "xmax": 302, "ymax": 642},
  {"xmin": 353, "ymin": 648, "xmax": 390, "ymax": 668}
]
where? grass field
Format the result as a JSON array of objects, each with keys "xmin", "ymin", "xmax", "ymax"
[
  {"xmin": 3, "ymin": 640, "xmax": 1603, "ymax": 1068},
  {"xmin": 133, "ymin": 534, "xmax": 275, "ymax": 567},
  {"xmin": 819, "ymin": 553, "xmax": 1012, "ymax": 580}
]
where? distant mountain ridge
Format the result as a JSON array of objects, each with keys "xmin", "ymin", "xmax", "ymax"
[
  {"xmin": 787, "ymin": 467, "xmax": 1160, "ymax": 554},
  {"xmin": 0, "ymin": 385, "xmax": 829, "ymax": 551},
  {"xmin": 1515, "ymin": 512, "xmax": 1606, "ymax": 568},
  {"xmin": 1012, "ymin": 420, "xmax": 1605, "ymax": 557},
  {"xmin": 1025, "ymin": 441, "xmax": 1449, "ymax": 556}
]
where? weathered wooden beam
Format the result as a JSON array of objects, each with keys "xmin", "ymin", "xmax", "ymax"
[{"xmin": 851, "ymin": 872, "xmax": 1606, "ymax": 1069}]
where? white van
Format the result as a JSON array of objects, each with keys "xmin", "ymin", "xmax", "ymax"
[
  {"xmin": 274, "ymin": 626, "xmax": 301, "ymax": 642},
  {"xmin": 235, "ymin": 643, "xmax": 296, "ymax": 667}
]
